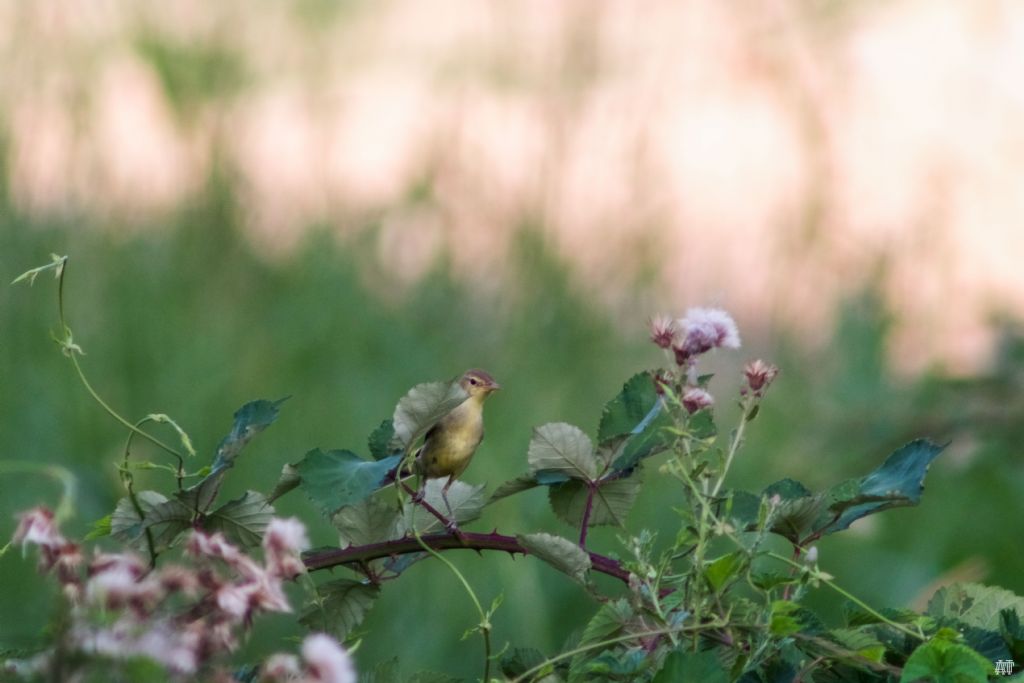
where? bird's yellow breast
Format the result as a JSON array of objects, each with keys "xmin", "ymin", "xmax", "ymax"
[{"xmin": 417, "ymin": 399, "xmax": 485, "ymax": 479}]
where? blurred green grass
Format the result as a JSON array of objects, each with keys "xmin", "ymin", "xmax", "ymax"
[{"xmin": 2, "ymin": 183, "xmax": 1023, "ymax": 678}]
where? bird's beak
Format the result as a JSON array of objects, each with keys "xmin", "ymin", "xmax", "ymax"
[{"xmin": 489, "ymin": 382, "xmax": 502, "ymax": 392}]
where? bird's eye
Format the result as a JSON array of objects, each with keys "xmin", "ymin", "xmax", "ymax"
[{"xmin": 469, "ymin": 378, "xmax": 479, "ymax": 386}]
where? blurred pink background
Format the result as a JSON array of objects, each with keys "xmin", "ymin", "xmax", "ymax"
[{"xmin": 6, "ymin": 0, "xmax": 1024, "ymax": 371}]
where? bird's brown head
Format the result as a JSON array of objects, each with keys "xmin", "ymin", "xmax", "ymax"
[{"xmin": 459, "ymin": 368, "xmax": 501, "ymax": 400}]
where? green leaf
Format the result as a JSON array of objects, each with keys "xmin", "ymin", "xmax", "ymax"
[
  {"xmin": 653, "ymin": 651, "xmax": 728, "ymax": 683},
  {"xmin": 1001, "ymin": 609, "xmax": 1024, "ymax": 660},
  {"xmin": 764, "ymin": 478, "xmax": 813, "ymax": 500},
  {"xmin": 580, "ymin": 599, "xmax": 632, "ymax": 644},
  {"xmin": 488, "ymin": 473, "xmax": 540, "ymax": 503},
  {"xmin": 899, "ymin": 637, "xmax": 991, "ymax": 683},
  {"xmin": 85, "ymin": 514, "xmax": 112, "ymax": 540},
  {"xmin": 928, "ymin": 583, "xmax": 1024, "ymax": 631},
  {"xmin": 178, "ymin": 397, "xmax": 289, "ymax": 513},
  {"xmin": 214, "ymin": 397, "xmax": 289, "ymax": 468},
  {"xmin": 296, "ymin": 449, "xmax": 402, "ymax": 516},
  {"xmin": 111, "ymin": 491, "xmax": 192, "ymax": 552},
  {"xmin": 770, "ymin": 496, "xmax": 825, "ymax": 545},
  {"xmin": 332, "ymin": 497, "xmax": 401, "ymax": 547},
  {"xmin": 267, "ymin": 463, "xmax": 300, "ymax": 504},
  {"xmin": 843, "ymin": 602, "xmax": 923, "ymax": 628},
  {"xmin": 750, "ymin": 440, "xmax": 946, "ymax": 544},
  {"xmin": 829, "ymin": 628, "xmax": 887, "ymax": 664},
  {"xmin": 598, "ymin": 373, "xmax": 677, "ymax": 472},
  {"xmin": 299, "ymin": 579, "xmax": 380, "ymax": 641},
  {"xmin": 726, "ymin": 489, "xmax": 762, "ymax": 529},
  {"xmin": 407, "ymin": 673, "xmax": 464, "ymax": 683},
  {"xmin": 203, "ymin": 491, "xmax": 274, "ymax": 547},
  {"xmin": 500, "ymin": 648, "xmax": 547, "ymax": 677},
  {"xmin": 392, "ymin": 380, "xmax": 469, "ymax": 450},
  {"xmin": 517, "ymin": 532, "xmax": 591, "ymax": 584},
  {"xmin": 549, "ymin": 476, "xmax": 641, "ymax": 528},
  {"xmin": 751, "ymin": 572, "xmax": 797, "ymax": 592},
  {"xmin": 403, "ymin": 479, "xmax": 485, "ymax": 533},
  {"xmin": 598, "ymin": 373, "xmax": 660, "ymax": 442},
  {"xmin": 815, "ymin": 439, "xmax": 946, "ymax": 538},
  {"xmin": 577, "ymin": 650, "xmax": 647, "ymax": 677},
  {"xmin": 368, "ymin": 419, "xmax": 398, "ymax": 459},
  {"xmin": 769, "ymin": 601, "xmax": 824, "ymax": 637},
  {"xmin": 11, "ymin": 254, "xmax": 66, "ymax": 286},
  {"xmin": 609, "ymin": 410, "xmax": 675, "ymax": 472},
  {"xmin": 362, "ymin": 658, "xmax": 400, "ymax": 683},
  {"xmin": 528, "ymin": 423, "xmax": 599, "ymax": 481},
  {"xmin": 688, "ymin": 409, "xmax": 717, "ymax": 440},
  {"xmin": 705, "ymin": 551, "xmax": 745, "ymax": 592}
]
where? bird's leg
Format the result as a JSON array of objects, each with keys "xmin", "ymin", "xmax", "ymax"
[{"xmin": 441, "ymin": 476, "xmax": 458, "ymax": 533}]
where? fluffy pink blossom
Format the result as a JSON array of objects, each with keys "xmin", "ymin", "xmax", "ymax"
[
  {"xmin": 12, "ymin": 507, "xmax": 83, "ymax": 579},
  {"xmin": 263, "ymin": 517, "xmax": 309, "ymax": 579},
  {"xmin": 79, "ymin": 618, "xmax": 200, "ymax": 674},
  {"xmin": 682, "ymin": 387, "xmax": 715, "ymax": 414},
  {"xmin": 86, "ymin": 553, "xmax": 168, "ymax": 612},
  {"xmin": 743, "ymin": 359, "xmax": 779, "ymax": 394},
  {"xmin": 649, "ymin": 314, "xmax": 677, "ymax": 349},
  {"xmin": 302, "ymin": 634, "xmax": 356, "ymax": 683},
  {"xmin": 12, "ymin": 507, "xmax": 65, "ymax": 551},
  {"xmin": 188, "ymin": 530, "xmax": 262, "ymax": 579},
  {"xmin": 215, "ymin": 583, "xmax": 256, "ymax": 619},
  {"xmin": 673, "ymin": 307, "xmax": 741, "ymax": 362},
  {"xmin": 262, "ymin": 654, "xmax": 301, "ymax": 680}
]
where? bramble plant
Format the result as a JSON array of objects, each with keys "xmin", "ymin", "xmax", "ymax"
[{"xmin": 4, "ymin": 254, "xmax": 1024, "ymax": 682}]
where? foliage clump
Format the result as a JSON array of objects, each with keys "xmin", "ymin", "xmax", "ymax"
[{"xmin": 4, "ymin": 256, "xmax": 1023, "ymax": 682}]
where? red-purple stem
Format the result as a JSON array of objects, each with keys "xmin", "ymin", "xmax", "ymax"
[
  {"xmin": 302, "ymin": 530, "xmax": 633, "ymax": 585},
  {"xmin": 579, "ymin": 483, "xmax": 596, "ymax": 547},
  {"xmin": 398, "ymin": 480, "xmax": 457, "ymax": 532}
]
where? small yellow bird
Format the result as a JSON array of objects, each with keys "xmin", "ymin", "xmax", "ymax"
[{"xmin": 415, "ymin": 369, "xmax": 501, "ymax": 522}]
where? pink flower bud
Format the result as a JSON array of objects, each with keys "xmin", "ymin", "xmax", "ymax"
[
  {"xmin": 682, "ymin": 387, "xmax": 714, "ymax": 413},
  {"xmin": 744, "ymin": 359, "xmax": 779, "ymax": 394},
  {"xmin": 649, "ymin": 315, "xmax": 677, "ymax": 349},
  {"xmin": 302, "ymin": 634, "xmax": 357, "ymax": 683}
]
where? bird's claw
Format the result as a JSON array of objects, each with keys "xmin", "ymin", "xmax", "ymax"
[{"xmin": 446, "ymin": 520, "xmax": 467, "ymax": 542}]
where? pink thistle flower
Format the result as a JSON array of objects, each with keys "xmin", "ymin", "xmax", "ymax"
[
  {"xmin": 86, "ymin": 553, "xmax": 161, "ymax": 611},
  {"xmin": 12, "ymin": 507, "xmax": 66, "ymax": 552},
  {"xmin": 157, "ymin": 564, "xmax": 198, "ymax": 596},
  {"xmin": 215, "ymin": 583, "xmax": 257, "ymax": 619},
  {"xmin": 648, "ymin": 315, "xmax": 677, "ymax": 349},
  {"xmin": 682, "ymin": 387, "xmax": 715, "ymax": 414},
  {"xmin": 80, "ymin": 617, "xmax": 200, "ymax": 674},
  {"xmin": 251, "ymin": 573, "xmax": 292, "ymax": 614},
  {"xmin": 673, "ymin": 307, "xmax": 741, "ymax": 362},
  {"xmin": 743, "ymin": 359, "xmax": 779, "ymax": 394},
  {"xmin": 302, "ymin": 634, "xmax": 356, "ymax": 683},
  {"xmin": 262, "ymin": 654, "xmax": 301, "ymax": 680},
  {"xmin": 263, "ymin": 517, "xmax": 309, "ymax": 579},
  {"xmin": 52, "ymin": 542, "xmax": 84, "ymax": 585},
  {"xmin": 188, "ymin": 531, "xmax": 262, "ymax": 579}
]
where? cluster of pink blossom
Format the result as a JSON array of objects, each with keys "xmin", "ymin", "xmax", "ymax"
[
  {"xmin": 650, "ymin": 307, "xmax": 741, "ymax": 366},
  {"xmin": 650, "ymin": 307, "xmax": 778, "ymax": 411},
  {"xmin": 5, "ymin": 508, "xmax": 355, "ymax": 682},
  {"xmin": 742, "ymin": 358, "xmax": 779, "ymax": 397},
  {"xmin": 262, "ymin": 634, "xmax": 357, "ymax": 683}
]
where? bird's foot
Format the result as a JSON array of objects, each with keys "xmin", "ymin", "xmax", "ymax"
[{"xmin": 446, "ymin": 520, "xmax": 467, "ymax": 542}]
